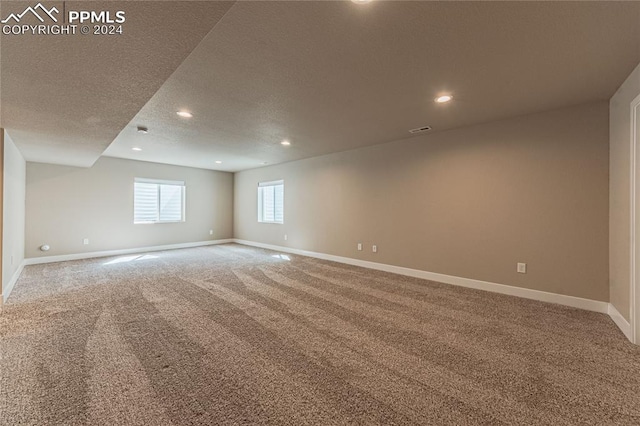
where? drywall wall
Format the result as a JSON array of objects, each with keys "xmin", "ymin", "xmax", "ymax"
[
  {"xmin": 2, "ymin": 130, "xmax": 26, "ymax": 300},
  {"xmin": 26, "ymin": 157, "xmax": 233, "ymax": 259},
  {"xmin": 235, "ymin": 102, "xmax": 609, "ymax": 302},
  {"xmin": 610, "ymin": 62, "xmax": 640, "ymax": 322},
  {"xmin": 0, "ymin": 130, "xmax": 3, "ymax": 298}
]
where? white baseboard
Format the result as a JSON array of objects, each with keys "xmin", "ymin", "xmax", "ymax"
[
  {"xmin": 12, "ymin": 238, "xmax": 633, "ymax": 343},
  {"xmin": 233, "ymin": 239, "xmax": 610, "ymax": 314},
  {"xmin": 24, "ymin": 239, "xmax": 235, "ymax": 266},
  {"xmin": 608, "ymin": 303, "xmax": 633, "ymax": 341},
  {"xmin": 2, "ymin": 260, "xmax": 26, "ymax": 303}
]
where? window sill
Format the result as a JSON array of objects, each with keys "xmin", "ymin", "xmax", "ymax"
[{"xmin": 134, "ymin": 221, "xmax": 185, "ymax": 224}]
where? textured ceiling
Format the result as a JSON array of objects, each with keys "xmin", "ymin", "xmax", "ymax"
[
  {"xmin": 105, "ymin": 1, "xmax": 640, "ymax": 172},
  {"xmin": 0, "ymin": 1, "xmax": 234, "ymax": 167},
  {"xmin": 3, "ymin": 1, "xmax": 640, "ymax": 171}
]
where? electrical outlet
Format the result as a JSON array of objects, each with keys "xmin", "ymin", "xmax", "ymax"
[
  {"xmin": 372, "ymin": 245, "xmax": 377, "ymax": 253},
  {"xmin": 83, "ymin": 238, "xmax": 89, "ymax": 245},
  {"xmin": 357, "ymin": 243, "xmax": 362, "ymax": 251},
  {"xmin": 11, "ymin": 255, "xmax": 14, "ymax": 265},
  {"xmin": 284, "ymin": 234, "xmax": 288, "ymax": 241},
  {"xmin": 209, "ymin": 230, "xmax": 213, "ymax": 235},
  {"xmin": 517, "ymin": 263, "xmax": 527, "ymax": 274}
]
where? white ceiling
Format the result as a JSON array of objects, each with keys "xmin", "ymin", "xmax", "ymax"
[
  {"xmin": 3, "ymin": 1, "xmax": 640, "ymax": 171},
  {"xmin": 0, "ymin": 1, "xmax": 234, "ymax": 167}
]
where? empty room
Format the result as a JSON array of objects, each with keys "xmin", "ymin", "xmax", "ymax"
[{"xmin": 1, "ymin": 1, "xmax": 640, "ymax": 424}]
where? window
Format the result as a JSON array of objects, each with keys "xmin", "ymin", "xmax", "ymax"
[
  {"xmin": 134, "ymin": 178, "xmax": 185, "ymax": 224},
  {"xmin": 258, "ymin": 180, "xmax": 284, "ymax": 224}
]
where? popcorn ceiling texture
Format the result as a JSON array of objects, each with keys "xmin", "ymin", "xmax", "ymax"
[
  {"xmin": 0, "ymin": 1, "xmax": 234, "ymax": 167},
  {"xmin": 106, "ymin": 1, "xmax": 640, "ymax": 172},
  {"xmin": 1, "ymin": 244, "xmax": 639, "ymax": 425}
]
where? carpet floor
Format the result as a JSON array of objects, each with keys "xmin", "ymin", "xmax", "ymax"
[{"xmin": 1, "ymin": 243, "xmax": 639, "ymax": 425}]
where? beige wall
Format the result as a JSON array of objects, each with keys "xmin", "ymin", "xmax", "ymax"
[
  {"xmin": 0, "ymin": 129, "xmax": 3, "ymax": 297},
  {"xmin": 26, "ymin": 157, "xmax": 233, "ymax": 259},
  {"xmin": 235, "ymin": 102, "xmax": 609, "ymax": 302},
  {"xmin": 2, "ymin": 131, "xmax": 26, "ymax": 300},
  {"xmin": 609, "ymin": 62, "xmax": 640, "ymax": 321}
]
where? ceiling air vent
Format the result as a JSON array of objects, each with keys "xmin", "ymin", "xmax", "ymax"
[{"xmin": 409, "ymin": 125, "xmax": 432, "ymax": 134}]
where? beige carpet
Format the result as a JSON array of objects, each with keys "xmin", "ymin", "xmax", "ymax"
[{"xmin": 1, "ymin": 243, "xmax": 639, "ymax": 425}]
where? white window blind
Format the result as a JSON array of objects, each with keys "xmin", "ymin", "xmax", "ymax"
[
  {"xmin": 258, "ymin": 180, "xmax": 284, "ymax": 224},
  {"xmin": 134, "ymin": 178, "xmax": 185, "ymax": 224}
]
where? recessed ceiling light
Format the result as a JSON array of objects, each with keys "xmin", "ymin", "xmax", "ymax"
[
  {"xmin": 137, "ymin": 126, "xmax": 148, "ymax": 134},
  {"xmin": 435, "ymin": 95, "xmax": 453, "ymax": 103},
  {"xmin": 215, "ymin": 160, "xmax": 222, "ymax": 164},
  {"xmin": 177, "ymin": 111, "xmax": 193, "ymax": 118},
  {"xmin": 352, "ymin": 0, "xmax": 371, "ymax": 3},
  {"xmin": 281, "ymin": 140, "xmax": 291, "ymax": 146},
  {"xmin": 132, "ymin": 147, "xmax": 142, "ymax": 151}
]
